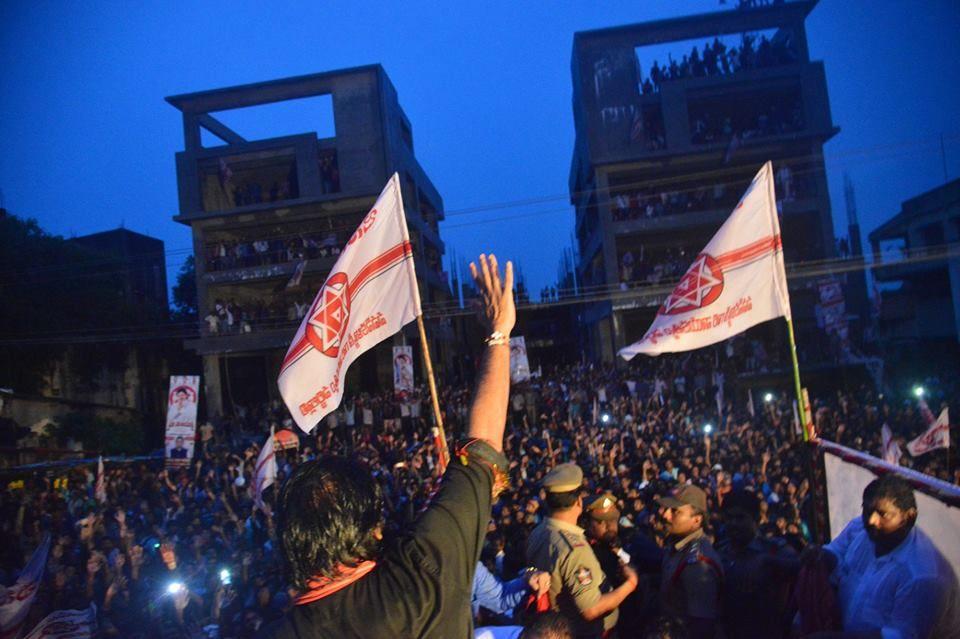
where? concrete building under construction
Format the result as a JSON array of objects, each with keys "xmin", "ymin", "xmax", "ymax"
[
  {"xmin": 569, "ymin": 0, "xmax": 841, "ymax": 362},
  {"xmin": 167, "ymin": 66, "xmax": 452, "ymax": 416}
]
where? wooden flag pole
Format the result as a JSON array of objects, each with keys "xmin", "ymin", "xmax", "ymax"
[
  {"xmin": 416, "ymin": 314, "xmax": 449, "ymax": 471},
  {"xmin": 785, "ymin": 315, "xmax": 810, "ymax": 441},
  {"xmin": 390, "ymin": 172, "xmax": 448, "ymax": 474}
]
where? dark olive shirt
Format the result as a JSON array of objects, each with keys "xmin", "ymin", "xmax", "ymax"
[{"xmin": 259, "ymin": 442, "xmax": 504, "ymax": 639}]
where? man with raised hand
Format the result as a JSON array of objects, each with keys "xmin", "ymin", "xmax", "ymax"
[{"xmin": 260, "ymin": 253, "xmax": 515, "ymax": 639}]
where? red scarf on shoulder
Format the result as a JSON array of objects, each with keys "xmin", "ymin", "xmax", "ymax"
[{"xmin": 295, "ymin": 560, "xmax": 378, "ymax": 606}]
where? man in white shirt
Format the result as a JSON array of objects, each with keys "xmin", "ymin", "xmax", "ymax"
[{"xmin": 803, "ymin": 474, "xmax": 960, "ymax": 639}]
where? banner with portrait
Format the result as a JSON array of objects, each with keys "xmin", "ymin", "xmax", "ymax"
[
  {"xmin": 393, "ymin": 346, "xmax": 414, "ymax": 393},
  {"xmin": 509, "ymin": 336, "xmax": 531, "ymax": 383},
  {"xmin": 164, "ymin": 375, "xmax": 200, "ymax": 467}
]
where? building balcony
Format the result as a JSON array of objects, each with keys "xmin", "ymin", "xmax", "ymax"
[
  {"xmin": 173, "ymin": 133, "xmax": 351, "ymax": 222},
  {"xmin": 581, "ymin": 62, "xmax": 837, "ymax": 166},
  {"xmin": 202, "ymin": 252, "xmax": 339, "ymax": 286},
  {"xmin": 186, "ymin": 327, "xmax": 294, "ymax": 356}
]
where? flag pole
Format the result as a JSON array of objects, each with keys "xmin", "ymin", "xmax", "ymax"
[
  {"xmin": 392, "ymin": 173, "xmax": 449, "ymax": 472},
  {"xmin": 417, "ymin": 314, "xmax": 449, "ymax": 471},
  {"xmin": 784, "ymin": 316, "xmax": 809, "ymax": 441}
]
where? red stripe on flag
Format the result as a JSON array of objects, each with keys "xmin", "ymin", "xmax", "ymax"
[
  {"xmin": 255, "ymin": 451, "xmax": 275, "ymax": 477},
  {"xmin": 715, "ymin": 235, "xmax": 782, "ymax": 270},
  {"xmin": 348, "ymin": 241, "xmax": 413, "ymax": 302}
]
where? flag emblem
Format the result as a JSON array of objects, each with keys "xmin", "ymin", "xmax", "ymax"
[
  {"xmin": 661, "ymin": 253, "xmax": 724, "ymax": 315},
  {"xmin": 307, "ymin": 272, "xmax": 351, "ymax": 356}
]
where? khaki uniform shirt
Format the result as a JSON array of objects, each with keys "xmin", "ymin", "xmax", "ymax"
[{"xmin": 526, "ymin": 517, "xmax": 617, "ymax": 638}]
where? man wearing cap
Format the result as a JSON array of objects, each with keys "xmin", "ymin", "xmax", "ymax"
[
  {"xmin": 526, "ymin": 463, "xmax": 638, "ymax": 638},
  {"xmin": 584, "ymin": 493, "xmax": 626, "ymax": 585},
  {"xmin": 657, "ymin": 484, "xmax": 723, "ymax": 639},
  {"xmin": 584, "ymin": 493, "xmax": 644, "ymax": 639}
]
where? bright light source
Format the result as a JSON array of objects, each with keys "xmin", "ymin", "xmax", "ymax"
[
  {"xmin": 763, "ymin": 393, "xmax": 774, "ymax": 403},
  {"xmin": 166, "ymin": 582, "xmax": 184, "ymax": 595},
  {"xmin": 600, "ymin": 413, "xmax": 611, "ymax": 424},
  {"xmin": 220, "ymin": 569, "xmax": 230, "ymax": 582},
  {"xmin": 913, "ymin": 386, "xmax": 925, "ymax": 398},
  {"xmin": 703, "ymin": 424, "xmax": 713, "ymax": 435}
]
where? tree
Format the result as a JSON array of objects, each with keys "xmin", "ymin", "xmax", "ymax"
[{"xmin": 171, "ymin": 255, "xmax": 197, "ymax": 321}]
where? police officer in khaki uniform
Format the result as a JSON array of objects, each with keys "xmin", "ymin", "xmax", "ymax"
[
  {"xmin": 526, "ymin": 464, "xmax": 638, "ymax": 638},
  {"xmin": 657, "ymin": 485, "xmax": 723, "ymax": 639}
]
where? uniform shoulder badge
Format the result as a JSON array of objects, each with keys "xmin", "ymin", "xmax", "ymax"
[{"xmin": 576, "ymin": 567, "xmax": 593, "ymax": 585}]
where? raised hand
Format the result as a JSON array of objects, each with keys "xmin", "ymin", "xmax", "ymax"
[
  {"xmin": 128, "ymin": 545, "xmax": 144, "ymax": 568},
  {"xmin": 86, "ymin": 552, "xmax": 104, "ymax": 576},
  {"xmin": 469, "ymin": 254, "xmax": 515, "ymax": 337}
]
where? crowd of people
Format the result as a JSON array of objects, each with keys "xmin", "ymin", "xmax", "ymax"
[
  {"xmin": 610, "ymin": 166, "xmax": 809, "ymax": 224},
  {"xmin": 639, "ymin": 32, "xmax": 799, "ymax": 96},
  {"xmin": 204, "ymin": 233, "xmax": 343, "ymax": 274},
  {"xmin": 3, "ymin": 328, "xmax": 956, "ymax": 638},
  {"xmin": 618, "ymin": 248, "xmax": 693, "ymax": 288},
  {"xmin": 689, "ymin": 98, "xmax": 805, "ymax": 147},
  {"xmin": 201, "ymin": 152, "xmax": 339, "ymax": 215},
  {"xmin": 202, "ymin": 297, "xmax": 312, "ymax": 335}
]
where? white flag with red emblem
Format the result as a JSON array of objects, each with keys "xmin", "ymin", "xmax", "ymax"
[
  {"xmin": 278, "ymin": 174, "xmax": 421, "ymax": 432},
  {"xmin": 907, "ymin": 407, "xmax": 950, "ymax": 457},
  {"xmin": 619, "ymin": 162, "xmax": 791, "ymax": 359},
  {"xmin": 23, "ymin": 603, "xmax": 97, "ymax": 639},
  {"xmin": 254, "ymin": 426, "xmax": 277, "ymax": 509},
  {"xmin": 95, "ymin": 456, "xmax": 106, "ymax": 503},
  {"xmin": 0, "ymin": 534, "xmax": 50, "ymax": 639}
]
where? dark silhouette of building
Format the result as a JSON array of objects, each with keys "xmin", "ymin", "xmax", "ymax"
[
  {"xmin": 569, "ymin": 0, "xmax": 838, "ymax": 361},
  {"xmin": 70, "ymin": 228, "xmax": 169, "ymax": 319},
  {"xmin": 870, "ymin": 178, "xmax": 960, "ymax": 348},
  {"xmin": 167, "ymin": 66, "xmax": 451, "ymax": 416}
]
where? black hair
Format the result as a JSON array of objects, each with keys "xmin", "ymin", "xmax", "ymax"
[
  {"xmin": 277, "ymin": 456, "xmax": 384, "ymax": 590},
  {"xmin": 863, "ymin": 474, "xmax": 916, "ymax": 513},
  {"xmin": 546, "ymin": 489, "xmax": 580, "ymax": 512},
  {"xmin": 720, "ymin": 489, "xmax": 760, "ymax": 521},
  {"xmin": 520, "ymin": 612, "xmax": 574, "ymax": 639},
  {"xmin": 645, "ymin": 616, "xmax": 687, "ymax": 639}
]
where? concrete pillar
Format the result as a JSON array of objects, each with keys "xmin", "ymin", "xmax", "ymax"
[{"xmin": 202, "ymin": 355, "xmax": 223, "ymax": 419}]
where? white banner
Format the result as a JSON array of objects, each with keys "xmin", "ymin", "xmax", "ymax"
[
  {"xmin": 620, "ymin": 162, "xmax": 791, "ymax": 358},
  {"xmin": 822, "ymin": 442, "xmax": 960, "ymax": 580},
  {"xmin": 254, "ymin": 427, "xmax": 276, "ymax": 509},
  {"xmin": 509, "ymin": 336, "xmax": 531, "ymax": 383},
  {"xmin": 279, "ymin": 174, "xmax": 421, "ymax": 433},
  {"xmin": 393, "ymin": 345, "xmax": 414, "ymax": 393},
  {"xmin": 164, "ymin": 375, "xmax": 200, "ymax": 467},
  {"xmin": 0, "ymin": 534, "xmax": 50, "ymax": 639},
  {"xmin": 881, "ymin": 423, "xmax": 902, "ymax": 465},
  {"xmin": 23, "ymin": 603, "xmax": 96, "ymax": 639}
]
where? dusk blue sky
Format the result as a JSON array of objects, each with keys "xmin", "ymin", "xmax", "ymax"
[{"xmin": 2, "ymin": 1, "xmax": 958, "ymax": 302}]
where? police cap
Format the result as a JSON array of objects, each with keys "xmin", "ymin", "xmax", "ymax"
[
  {"xmin": 541, "ymin": 463, "xmax": 583, "ymax": 493},
  {"xmin": 585, "ymin": 492, "xmax": 620, "ymax": 521}
]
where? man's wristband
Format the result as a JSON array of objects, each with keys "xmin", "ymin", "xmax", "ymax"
[{"xmin": 484, "ymin": 331, "xmax": 509, "ymax": 347}]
